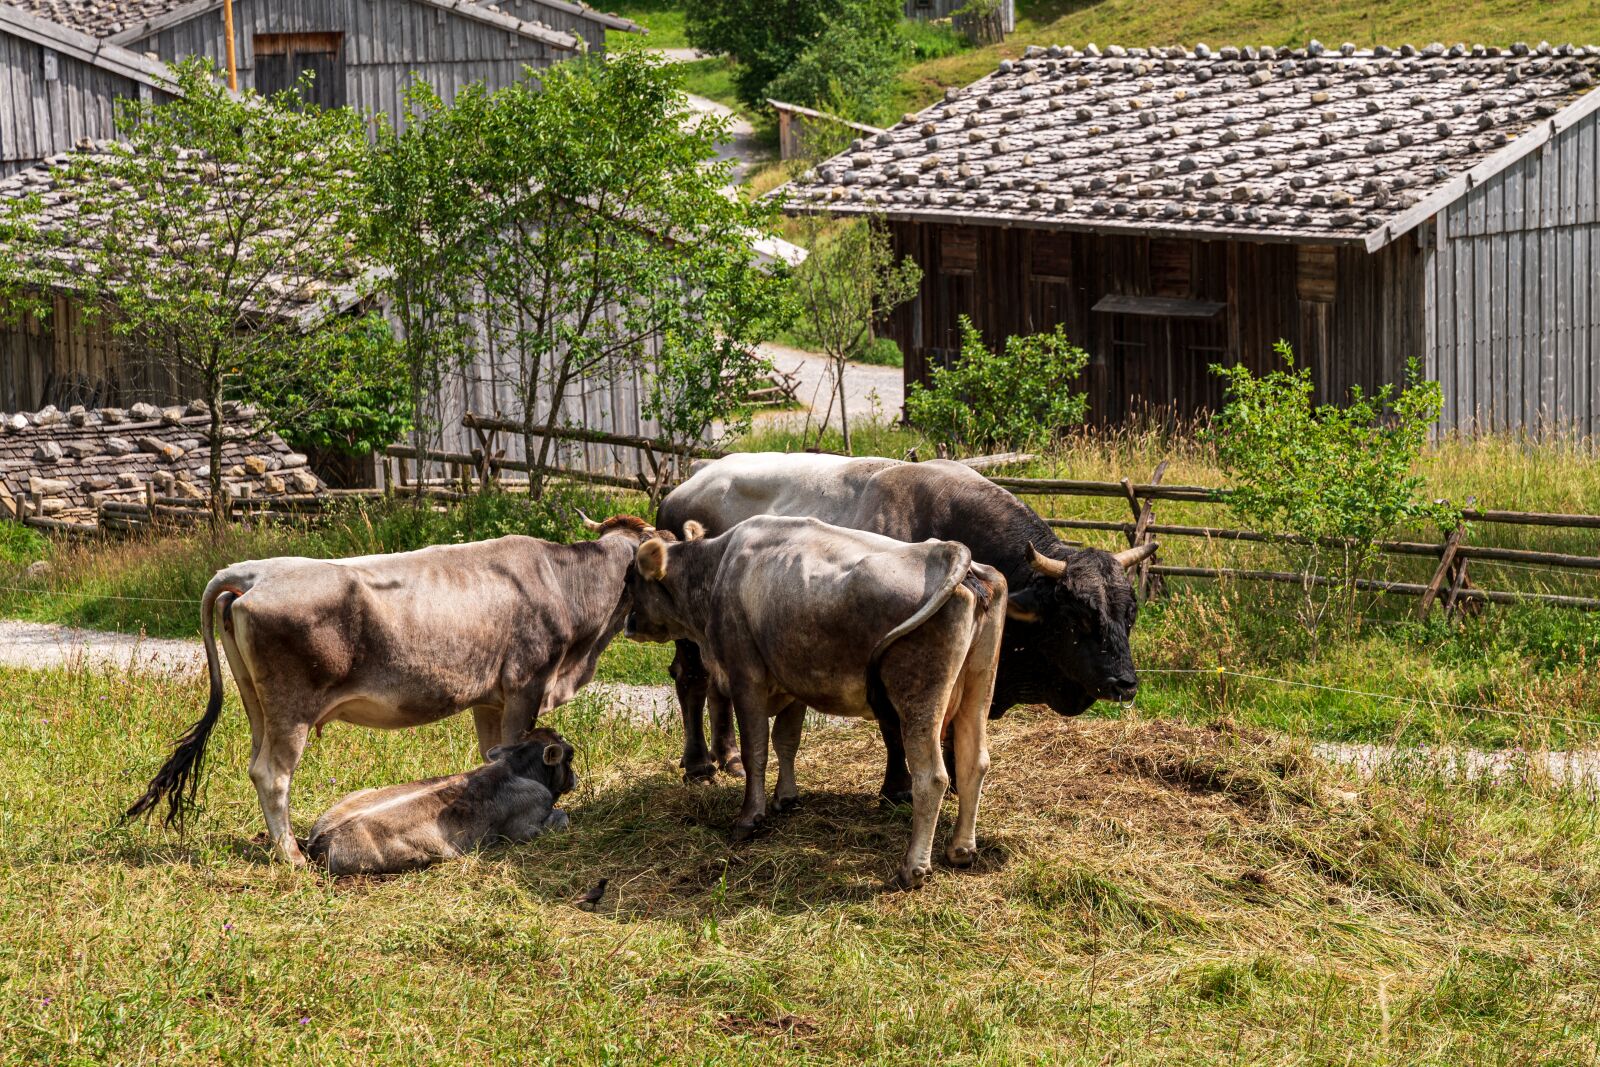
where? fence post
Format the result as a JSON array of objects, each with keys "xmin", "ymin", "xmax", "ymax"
[
  {"xmin": 1415, "ymin": 509, "xmax": 1465, "ymax": 620},
  {"xmin": 1120, "ymin": 460, "xmax": 1166, "ymax": 601}
]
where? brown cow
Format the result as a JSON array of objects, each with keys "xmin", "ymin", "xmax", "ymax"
[
  {"xmin": 624, "ymin": 516, "xmax": 1006, "ymax": 889},
  {"xmin": 305, "ymin": 728, "xmax": 577, "ymax": 876},
  {"xmin": 126, "ymin": 516, "xmax": 657, "ymax": 866}
]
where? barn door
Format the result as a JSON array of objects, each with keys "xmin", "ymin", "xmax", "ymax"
[
  {"xmin": 253, "ymin": 33, "xmax": 346, "ymax": 109},
  {"xmin": 1095, "ymin": 296, "xmax": 1227, "ymax": 424}
]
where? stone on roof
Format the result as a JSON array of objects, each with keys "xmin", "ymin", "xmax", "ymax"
[{"xmin": 780, "ymin": 44, "xmax": 1600, "ymax": 245}]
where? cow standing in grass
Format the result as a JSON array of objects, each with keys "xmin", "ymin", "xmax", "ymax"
[
  {"xmin": 624, "ymin": 516, "xmax": 1006, "ymax": 889},
  {"xmin": 125, "ymin": 515, "xmax": 659, "ymax": 866},
  {"xmin": 655, "ymin": 453, "xmax": 1157, "ymax": 797}
]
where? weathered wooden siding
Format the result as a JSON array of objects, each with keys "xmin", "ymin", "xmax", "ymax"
[
  {"xmin": 125, "ymin": 0, "xmax": 563, "ymax": 133},
  {"xmin": 0, "ymin": 296, "xmax": 203, "ymax": 410},
  {"xmin": 1426, "ymin": 107, "xmax": 1600, "ymax": 440},
  {"xmin": 884, "ymin": 222, "xmax": 1422, "ymax": 424},
  {"xmin": 902, "ymin": 0, "xmax": 1014, "ymax": 33},
  {"xmin": 0, "ymin": 31, "xmax": 148, "ymax": 175}
]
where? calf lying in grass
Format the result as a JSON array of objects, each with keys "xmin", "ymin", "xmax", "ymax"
[{"xmin": 306, "ymin": 729, "xmax": 577, "ymax": 876}]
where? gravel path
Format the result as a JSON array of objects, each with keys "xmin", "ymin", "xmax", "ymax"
[
  {"xmin": 755, "ymin": 342, "xmax": 906, "ymax": 433},
  {"xmin": 7, "ymin": 619, "xmax": 1594, "ymax": 790}
]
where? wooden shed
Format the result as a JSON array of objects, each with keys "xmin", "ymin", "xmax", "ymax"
[
  {"xmin": 782, "ymin": 42, "xmax": 1600, "ymax": 439},
  {"xmin": 0, "ymin": 4, "xmax": 175, "ymax": 175},
  {"xmin": 7, "ymin": 0, "xmax": 641, "ymax": 130}
]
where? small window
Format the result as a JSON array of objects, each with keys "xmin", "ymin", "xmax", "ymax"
[{"xmin": 254, "ymin": 33, "xmax": 346, "ymax": 109}]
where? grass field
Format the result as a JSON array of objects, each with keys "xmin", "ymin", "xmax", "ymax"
[{"xmin": 4, "ymin": 663, "xmax": 1598, "ymax": 1063}]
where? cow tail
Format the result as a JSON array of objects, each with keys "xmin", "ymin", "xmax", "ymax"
[
  {"xmin": 864, "ymin": 543, "xmax": 974, "ymax": 728},
  {"xmin": 123, "ymin": 575, "xmax": 240, "ymax": 829}
]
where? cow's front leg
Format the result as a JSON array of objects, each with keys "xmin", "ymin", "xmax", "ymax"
[
  {"xmin": 670, "ymin": 640, "xmax": 716, "ymax": 782},
  {"xmin": 708, "ymin": 687, "xmax": 743, "ymax": 778},
  {"xmin": 471, "ymin": 705, "xmax": 502, "ymax": 760},
  {"xmin": 249, "ymin": 717, "xmax": 310, "ymax": 866},
  {"xmin": 770, "ymin": 700, "xmax": 805, "ymax": 813},
  {"xmin": 729, "ymin": 688, "xmax": 774, "ymax": 841}
]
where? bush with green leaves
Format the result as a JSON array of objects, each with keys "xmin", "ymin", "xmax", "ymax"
[
  {"xmin": 764, "ymin": 0, "xmax": 903, "ymax": 121},
  {"xmin": 1206, "ymin": 342, "xmax": 1454, "ymax": 627},
  {"xmin": 683, "ymin": 0, "xmax": 854, "ymax": 110},
  {"xmin": 905, "ymin": 316, "xmax": 1089, "ymax": 454}
]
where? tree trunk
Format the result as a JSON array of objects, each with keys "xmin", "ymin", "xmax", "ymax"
[
  {"xmin": 207, "ymin": 384, "xmax": 226, "ymax": 532},
  {"xmin": 837, "ymin": 358, "xmax": 852, "ymax": 455}
]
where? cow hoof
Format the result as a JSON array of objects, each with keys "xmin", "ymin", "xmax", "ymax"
[
  {"xmin": 772, "ymin": 794, "xmax": 801, "ymax": 814},
  {"xmin": 719, "ymin": 756, "xmax": 745, "ymax": 779},
  {"xmin": 895, "ymin": 864, "xmax": 930, "ymax": 890},
  {"xmin": 730, "ymin": 818, "xmax": 763, "ymax": 843},
  {"xmin": 946, "ymin": 844, "xmax": 978, "ymax": 868},
  {"xmin": 683, "ymin": 762, "xmax": 717, "ymax": 784}
]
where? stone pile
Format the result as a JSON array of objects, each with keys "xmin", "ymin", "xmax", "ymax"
[
  {"xmin": 0, "ymin": 399, "xmax": 323, "ymax": 528},
  {"xmin": 782, "ymin": 43, "xmax": 1600, "ymax": 242}
]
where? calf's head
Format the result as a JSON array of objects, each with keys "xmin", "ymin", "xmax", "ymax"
[
  {"xmin": 1005, "ymin": 540, "xmax": 1157, "ymax": 711},
  {"xmin": 488, "ymin": 727, "xmax": 578, "ymax": 798},
  {"xmin": 622, "ymin": 524, "xmax": 698, "ymax": 643}
]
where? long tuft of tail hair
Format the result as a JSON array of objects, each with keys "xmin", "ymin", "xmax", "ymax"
[{"xmin": 123, "ymin": 577, "xmax": 238, "ymax": 829}]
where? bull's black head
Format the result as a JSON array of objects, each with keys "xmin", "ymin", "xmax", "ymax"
[
  {"xmin": 1002, "ymin": 540, "xmax": 1156, "ymax": 711},
  {"xmin": 489, "ymin": 727, "xmax": 579, "ymax": 799}
]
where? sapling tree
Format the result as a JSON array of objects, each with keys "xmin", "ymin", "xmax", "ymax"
[
  {"xmin": 2, "ymin": 58, "xmax": 385, "ymax": 525},
  {"xmin": 789, "ymin": 215, "xmax": 920, "ymax": 453},
  {"xmin": 1207, "ymin": 341, "xmax": 1453, "ymax": 631},
  {"xmin": 453, "ymin": 50, "xmax": 792, "ymax": 498}
]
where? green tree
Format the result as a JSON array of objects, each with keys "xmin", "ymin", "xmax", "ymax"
[
  {"xmin": 448, "ymin": 50, "xmax": 792, "ymax": 498},
  {"xmin": 684, "ymin": 0, "xmax": 855, "ymax": 110},
  {"xmin": 765, "ymin": 0, "xmax": 903, "ymax": 121},
  {"xmin": 0, "ymin": 57, "xmax": 384, "ymax": 525},
  {"xmin": 790, "ymin": 216, "xmax": 920, "ymax": 453},
  {"xmin": 256, "ymin": 312, "xmax": 412, "ymax": 458},
  {"xmin": 1207, "ymin": 342, "xmax": 1453, "ymax": 630},
  {"xmin": 906, "ymin": 316, "xmax": 1089, "ymax": 454},
  {"xmin": 361, "ymin": 81, "xmax": 484, "ymax": 499}
]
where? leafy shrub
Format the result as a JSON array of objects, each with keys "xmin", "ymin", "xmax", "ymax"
[
  {"xmin": 683, "ymin": 0, "xmax": 857, "ymax": 110},
  {"xmin": 905, "ymin": 316, "xmax": 1088, "ymax": 453},
  {"xmin": 765, "ymin": 0, "xmax": 904, "ymax": 120},
  {"xmin": 0, "ymin": 521, "xmax": 48, "ymax": 566},
  {"xmin": 854, "ymin": 336, "xmax": 903, "ymax": 367},
  {"xmin": 262, "ymin": 312, "xmax": 413, "ymax": 457},
  {"xmin": 1206, "ymin": 342, "xmax": 1453, "ymax": 628},
  {"xmin": 897, "ymin": 18, "xmax": 967, "ymax": 61}
]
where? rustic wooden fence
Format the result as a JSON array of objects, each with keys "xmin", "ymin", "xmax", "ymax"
[{"xmin": 992, "ymin": 462, "xmax": 1600, "ymax": 615}]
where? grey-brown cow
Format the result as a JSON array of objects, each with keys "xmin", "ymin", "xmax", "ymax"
[
  {"xmin": 625, "ymin": 516, "xmax": 1006, "ymax": 889},
  {"xmin": 126, "ymin": 515, "xmax": 658, "ymax": 866},
  {"xmin": 306, "ymin": 728, "xmax": 578, "ymax": 876}
]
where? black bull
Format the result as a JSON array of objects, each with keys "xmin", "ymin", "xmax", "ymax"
[{"xmin": 653, "ymin": 456, "xmax": 1156, "ymax": 799}]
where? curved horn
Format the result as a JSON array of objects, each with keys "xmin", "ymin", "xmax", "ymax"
[
  {"xmin": 1112, "ymin": 541, "xmax": 1159, "ymax": 569},
  {"xmin": 1027, "ymin": 542, "xmax": 1068, "ymax": 579},
  {"xmin": 576, "ymin": 509, "xmax": 604, "ymax": 533}
]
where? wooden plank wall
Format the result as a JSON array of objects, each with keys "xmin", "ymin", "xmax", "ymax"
[
  {"xmin": 125, "ymin": 0, "xmax": 565, "ymax": 135},
  {"xmin": 884, "ymin": 221, "xmax": 1421, "ymax": 425},
  {"xmin": 1427, "ymin": 106, "xmax": 1600, "ymax": 440},
  {"xmin": 0, "ymin": 296, "xmax": 204, "ymax": 411},
  {"xmin": 0, "ymin": 30, "xmax": 144, "ymax": 175},
  {"xmin": 902, "ymin": 0, "xmax": 1014, "ymax": 32}
]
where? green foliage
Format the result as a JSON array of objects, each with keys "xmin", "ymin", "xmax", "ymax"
[
  {"xmin": 683, "ymin": 0, "xmax": 855, "ymax": 109},
  {"xmin": 790, "ymin": 217, "xmax": 921, "ymax": 451},
  {"xmin": 0, "ymin": 58, "xmax": 383, "ymax": 523},
  {"xmin": 906, "ymin": 315, "xmax": 1088, "ymax": 453},
  {"xmin": 249, "ymin": 312, "xmax": 412, "ymax": 457},
  {"xmin": 643, "ymin": 334, "xmax": 776, "ymax": 491},
  {"xmin": 765, "ymin": 0, "xmax": 904, "ymax": 120},
  {"xmin": 381, "ymin": 50, "xmax": 790, "ymax": 497},
  {"xmin": 1208, "ymin": 342, "xmax": 1453, "ymax": 553},
  {"xmin": 854, "ymin": 335, "xmax": 904, "ymax": 366},
  {"xmin": 897, "ymin": 17, "xmax": 969, "ymax": 61},
  {"xmin": 0, "ymin": 522, "xmax": 47, "ymax": 565}
]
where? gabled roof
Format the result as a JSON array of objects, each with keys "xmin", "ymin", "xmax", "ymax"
[
  {"xmin": 0, "ymin": 1, "xmax": 173, "ymax": 87},
  {"xmin": 5, "ymin": 0, "xmax": 606, "ymax": 50},
  {"xmin": 780, "ymin": 42, "xmax": 1600, "ymax": 249},
  {"xmin": 479, "ymin": 0, "xmax": 642, "ymax": 34},
  {"xmin": 0, "ymin": 140, "xmax": 373, "ymax": 329}
]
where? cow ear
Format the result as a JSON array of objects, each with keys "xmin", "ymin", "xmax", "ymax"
[
  {"xmin": 683, "ymin": 520, "xmax": 705, "ymax": 542},
  {"xmin": 1006, "ymin": 587, "xmax": 1042, "ymax": 622},
  {"xmin": 636, "ymin": 538, "xmax": 669, "ymax": 581},
  {"xmin": 485, "ymin": 745, "xmax": 511, "ymax": 762},
  {"xmin": 542, "ymin": 743, "xmax": 565, "ymax": 766}
]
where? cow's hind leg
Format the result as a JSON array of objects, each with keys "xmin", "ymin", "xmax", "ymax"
[
  {"xmin": 948, "ymin": 589, "xmax": 1002, "ymax": 867},
  {"xmin": 249, "ymin": 716, "xmax": 311, "ymax": 866},
  {"xmin": 770, "ymin": 700, "xmax": 805, "ymax": 813},
  {"xmin": 869, "ymin": 701, "xmax": 914, "ymax": 806},
  {"xmin": 670, "ymin": 640, "xmax": 716, "ymax": 782}
]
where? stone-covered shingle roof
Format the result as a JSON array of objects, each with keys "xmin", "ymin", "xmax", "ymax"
[
  {"xmin": 0, "ymin": 2, "xmax": 173, "ymax": 86},
  {"xmin": 780, "ymin": 42, "xmax": 1600, "ymax": 247},
  {"xmin": 0, "ymin": 140, "xmax": 372, "ymax": 328}
]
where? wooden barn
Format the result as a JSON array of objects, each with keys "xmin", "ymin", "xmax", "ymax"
[
  {"xmin": 783, "ymin": 42, "xmax": 1600, "ymax": 439},
  {"xmin": 0, "ymin": 4, "xmax": 175, "ymax": 175},
  {"xmin": 7, "ymin": 0, "xmax": 640, "ymax": 128},
  {"xmin": 902, "ymin": 0, "xmax": 1012, "ymax": 36}
]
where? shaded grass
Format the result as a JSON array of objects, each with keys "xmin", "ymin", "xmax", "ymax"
[
  {"xmin": 3, "ymin": 664, "xmax": 1598, "ymax": 1063},
  {"xmin": 604, "ymin": 0, "xmax": 687, "ymax": 49}
]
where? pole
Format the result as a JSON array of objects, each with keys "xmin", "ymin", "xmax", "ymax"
[{"xmin": 222, "ymin": 0, "xmax": 238, "ymax": 91}]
